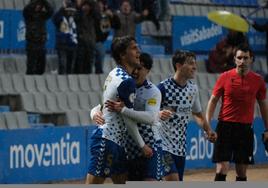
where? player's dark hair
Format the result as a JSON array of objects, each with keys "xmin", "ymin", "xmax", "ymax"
[
  {"xmin": 140, "ymin": 52, "xmax": 153, "ymax": 70},
  {"xmin": 111, "ymin": 36, "xmax": 136, "ymax": 65},
  {"xmin": 172, "ymin": 50, "xmax": 196, "ymax": 71}
]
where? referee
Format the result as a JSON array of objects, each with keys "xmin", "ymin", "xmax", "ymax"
[{"xmin": 206, "ymin": 45, "xmax": 268, "ymax": 181}]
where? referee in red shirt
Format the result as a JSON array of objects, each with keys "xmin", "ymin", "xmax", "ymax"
[{"xmin": 206, "ymin": 45, "xmax": 268, "ymax": 181}]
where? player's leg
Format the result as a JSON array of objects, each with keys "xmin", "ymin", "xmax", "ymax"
[
  {"xmin": 162, "ymin": 151, "xmax": 179, "ymax": 181},
  {"xmin": 233, "ymin": 123, "xmax": 254, "ymax": 181},
  {"xmin": 85, "ymin": 173, "xmax": 105, "ymax": 184},
  {"xmin": 163, "ymin": 173, "xmax": 179, "ymax": 181},
  {"xmin": 107, "ymin": 139, "xmax": 128, "ymax": 184},
  {"xmin": 111, "ymin": 173, "xmax": 127, "ymax": 184},
  {"xmin": 235, "ymin": 164, "xmax": 248, "ymax": 181},
  {"xmin": 144, "ymin": 141, "xmax": 163, "ymax": 181},
  {"xmin": 173, "ymin": 155, "xmax": 186, "ymax": 181},
  {"xmin": 212, "ymin": 121, "xmax": 233, "ymax": 181},
  {"xmin": 127, "ymin": 158, "xmax": 145, "ymax": 181},
  {"xmin": 86, "ymin": 135, "xmax": 109, "ymax": 184},
  {"xmin": 214, "ymin": 162, "xmax": 229, "ymax": 181},
  {"xmin": 87, "ymin": 129, "xmax": 126, "ymax": 184}
]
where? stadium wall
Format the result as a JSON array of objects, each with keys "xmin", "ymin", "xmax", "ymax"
[{"xmin": 0, "ymin": 118, "xmax": 267, "ymax": 183}]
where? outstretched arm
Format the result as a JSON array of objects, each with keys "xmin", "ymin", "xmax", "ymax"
[
  {"xmin": 192, "ymin": 111, "xmax": 217, "ymax": 142},
  {"xmin": 258, "ymin": 99, "xmax": 268, "ymax": 143},
  {"xmin": 206, "ymin": 95, "xmax": 220, "ymax": 123}
]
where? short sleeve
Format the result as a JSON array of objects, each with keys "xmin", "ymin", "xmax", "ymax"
[
  {"xmin": 117, "ymin": 78, "xmax": 136, "ymax": 108},
  {"xmin": 192, "ymin": 88, "xmax": 202, "ymax": 113},
  {"xmin": 256, "ymin": 78, "xmax": 267, "ymax": 101},
  {"xmin": 212, "ymin": 73, "xmax": 225, "ymax": 97},
  {"xmin": 157, "ymin": 82, "xmax": 166, "ymax": 103},
  {"xmin": 145, "ymin": 88, "xmax": 162, "ymax": 113}
]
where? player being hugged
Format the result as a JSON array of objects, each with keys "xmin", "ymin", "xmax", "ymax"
[{"xmin": 86, "ymin": 36, "xmax": 152, "ymax": 184}]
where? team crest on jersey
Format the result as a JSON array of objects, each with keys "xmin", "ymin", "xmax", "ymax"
[
  {"xmin": 147, "ymin": 98, "xmax": 157, "ymax": 106},
  {"xmin": 129, "ymin": 93, "xmax": 136, "ymax": 103},
  {"xmin": 188, "ymin": 95, "xmax": 193, "ymax": 102}
]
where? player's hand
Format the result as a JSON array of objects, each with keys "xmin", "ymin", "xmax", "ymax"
[
  {"xmin": 93, "ymin": 111, "xmax": 105, "ymax": 125},
  {"xmin": 205, "ymin": 129, "xmax": 217, "ymax": 143},
  {"xmin": 105, "ymin": 99, "xmax": 125, "ymax": 112},
  {"xmin": 141, "ymin": 144, "xmax": 153, "ymax": 158},
  {"xmin": 262, "ymin": 130, "xmax": 268, "ymax": 152},
  {"xmin": 159, "ymin": 109, "xmax": 173, "ymax": 120}
]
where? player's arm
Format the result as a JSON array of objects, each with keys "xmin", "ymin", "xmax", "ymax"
[
  {"xmin": 256, "ymin": 79, "xmax": 268, "ymax": 150},
  {"xmin": 90, "ymin": 104, "xmax": 105, "ymax": 125},
  {"xmin": 206, "ymin": 95, "xmax": 219, "ymax": 123},
  {"xmin": 117, "ymin": 78, "xmax": 152, "ymax": 156},
  {"xmin": 258, "ymin": 99, "xmax": 268, "ymax": 131},
  {"xmin": 123, "ymin": 89, "xmax": 162, "ymax": 124},
  {"xmin": 105, "ymin": 90, "xmax": 161, "ymax": 124},
  {"xmin": 105, "ymin": 99, "xmax": 159, "ymax": 124},
  {"xmin": 192, "ymin": 90, "xmax": 217, "ymax": 142},
  {"xmin": 192, "ymin": 111, "xmax": 217, "ymax": 142},
  {"xmin": 258, "ymin": 99, "xmax": 268, "ymax": 152},
  {"xmin": 157, "ymin": 82, "xmax": 174, "ymax": 120}
]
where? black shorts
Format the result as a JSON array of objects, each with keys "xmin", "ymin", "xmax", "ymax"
[{"xmin": 212, "ymin": 121, "xmax": 254, "ymax": 164}]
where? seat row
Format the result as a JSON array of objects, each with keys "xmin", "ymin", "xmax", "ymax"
[
  {"xmin": 20, "ymin": 91, "xmax": 102, "ymax": 114},
  {"xmin": 0, "ymin": 54, "xmax": 233, "ymax": 76},
  {"xmin": 0, "ymin": 73, "xmax": 108, "ymax": 96},
  {"xmin": 169, "ymin": 3, "xmax": 268, "ymax": 18},
  {"xmin": 0, "ymin": 55, "xmax": 175, "ymax": 74},
  {"xmin": 0, "ymin": 109, "xmax": 95, "ymax": 130},
  {"xmin": 141, "ymin": 21, "xmax": 172, "ymax": 37},
  {"xmin": 0, "ymin": 55, "xmax": 58, "ymax": 74},
  {"xmin": 170, "ymin": 0, "xmax": 258, "ymax": 7},
  {"xmin": 0, "ymin": 72, "xmax": 234, "ymax": 100},
  {"xmin": 0, "ymin": 111, "xmax": 30, "ymax": 130}
]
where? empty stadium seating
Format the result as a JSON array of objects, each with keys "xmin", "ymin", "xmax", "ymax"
[{"xmin": 0, "ymin": 0, "xmax": 267, "ymax": 130}]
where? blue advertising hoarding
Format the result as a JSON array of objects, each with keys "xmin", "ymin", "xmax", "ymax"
[
  {"xmin": 10, "ymin": 10, "xmax": 25, "ymax": 49},
  {"xmin": 172, "ymin": 16, "xmax": 225, "ymax": 52},
  {"xmin": 0, "ymin": 126, "xmax": 88, "ymax": 183},
  {"xmin": 172, "ymin": 16, "xmax": 266, "ymax": 53},
  {"xmin": 0, "ymin": 10, "xmax": 11, "ymax": 49},
  {"xmin": 0, "ymin": 120, "xmax": 267, "ymax": 183},
  {"xmin": 185, "ymin": 118, "xmax": 268, "ymax": 169}
]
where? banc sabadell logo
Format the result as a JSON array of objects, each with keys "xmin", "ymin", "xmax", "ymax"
[
  {"xmin": 17, "ymin": 20, "xmax": 25, "ymax": 42},
  {"xmin": 180, "ymin": 24, "xmax": 223, "ymax": 46}
]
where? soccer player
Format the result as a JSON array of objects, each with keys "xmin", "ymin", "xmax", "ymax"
[
  {"xmin": 105, "ymin": 52, "xmax": 163, "ymax": 181},
  {"xmin": 92, "ymin": 53, "xmax": 164, "ymax": 181},
  {"xmin": 158, "ymin": 50, "xmax": 217, "ymax": 181},
  {"xmin": 85, "ymin": 36, "xmax": 152, "ymax": 184},
  {"xmin": 206, "ymin": 45, "xmax": 268, "ymax": 181}
]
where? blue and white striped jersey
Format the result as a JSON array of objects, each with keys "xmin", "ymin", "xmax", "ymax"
[
  {"xmin": 100, "ymin": 67, "xmax": 136, "ymax": 147},
  {"xmin": 158, "ymin": 77, "xmax": 201, "ymax": 157},
  {"xmin": 126, "ymin": 80, "xmax": 162, "ymax": 159}
]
